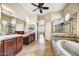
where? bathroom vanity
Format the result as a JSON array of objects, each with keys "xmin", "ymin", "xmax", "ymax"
[
  {"xmin": 0, "ymin": 32, "xmax": 35, "ymax": 56},
  {"xmin": 0, "ymin": 35, "xmax": 23, "ymax": 56},
  {"xmin": 23, "ymin": 33, "xmax": 35, "ymax": 45},
  {"xmin": 15, "ymin": 31, "xmax": 35, "ymax": 45}
]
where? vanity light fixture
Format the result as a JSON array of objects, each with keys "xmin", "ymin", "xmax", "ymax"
[{"xmin": 1, "ymin": 6, "xmax": 13, "ymax": 14}]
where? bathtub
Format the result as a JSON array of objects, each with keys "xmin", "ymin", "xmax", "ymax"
[{"xmin": 56, "ymin": 40, "xmax": 79, "ymax": 56}]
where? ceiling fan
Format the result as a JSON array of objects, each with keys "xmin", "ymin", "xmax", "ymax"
[{"xmin": 31, "ymin": 3, "xmax": 49, "ymax": 13}]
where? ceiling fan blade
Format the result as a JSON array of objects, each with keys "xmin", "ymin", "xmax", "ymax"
[
  {"xmin": 33, "ymin": 8, "xmax": 38, "ymax": 11},
  {"xmin": 39, "ymin": 3, "xmax": 44, "ymax": 7},
  {"xmin": 31, "ymin": 3, "xmax": 38, "ymax": 7},
  {"xmin": 42, "ymin": 7, "xmax": 49, "ymax": 9},
  {"xmin": 39, "ymin": 9, "xmax": 42, "ymax": 13}
]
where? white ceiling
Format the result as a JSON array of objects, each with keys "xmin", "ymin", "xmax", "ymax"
[{"xmin": 19, "ymin": 3, "xmax": 67, "ymax": 15}]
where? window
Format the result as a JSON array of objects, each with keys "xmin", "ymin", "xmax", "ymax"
[{"xmin": 65, "ymin": 13, "xmax": 70, "ymax": 21}]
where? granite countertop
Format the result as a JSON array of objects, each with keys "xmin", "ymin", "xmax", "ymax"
[
  {"xmin": 0, "ymin": 32, "xmax": 35, "ymax": 41},
  {"xmin": 22, "ymin": 34, "xmax": 29, "ymax": 37},
  {"xmin": 0, "ymin": 34, "xmax": 22, "ymax": 41},
  {"xmin": 22, "ymin": 32, "xmax": 35, "ymax": 37},
  {"xmin": 52, "ymin": 33, "xmax": 66, "ymax": 37}
]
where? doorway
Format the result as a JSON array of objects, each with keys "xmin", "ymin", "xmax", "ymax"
[{"xmin": 37, "ymin": 20, "xmax": 45, "ymax": 43}]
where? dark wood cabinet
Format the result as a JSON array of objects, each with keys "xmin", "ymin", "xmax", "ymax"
[
  {"xmin": 32, "ymin": 33, "xmax": 35, "ymax": 41},
  {"xmin": 23, "ymin": 36, "xmax": 29, "ymax": 45},
  {"xmin": 15, "ymin": 31, "xmax": 24, "ymax": 34},
  {"xmin": 0, "ymin": 36, "xmax": 23, "ymax": 56},
  {"xmin": 33, "ymin": 33, "xmax": 35, "ymax": 41},
  {"xmin": 16, "ymin": 36, "xmax": 23, "ymax": 53},
  {"xmin": 23, "ymin": 33, "xmax": 35, "ymax": 45},
  {"xmin": 0, "ymin": 33, "xmax": 35, "ymax": 56},
  {"xmin": 3, "ymin": 39, "xmax": 15, "ymax": 56},
  {"xmin": 13, "ymin": 38, "xmax": 17, "ymax": 54},
  {"xmin": 0, "ymin": 41, "xmax": 3, "ymax": 56}
]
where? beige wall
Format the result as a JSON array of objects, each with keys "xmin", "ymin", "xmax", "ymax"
[
  {"xmin": 45, "ymin": 13, "xmax": 52, "ymax": 40},
  {"xmin": 38, "ymin": 15, "xmax": 45, "ymax": 21},
  {"xmin": 62, "ymin": 3, "xmax": 79, "ymax": 37},
  {"xmin": 1, "ymin": 14, "xmax": 11, "ymax": 21},
  {"xmin": 38, "ymin": 13, "xmax": 52, "ymax": 22},
  {"xmin": 62, "ymin": 4, "xmax": 79, "ymax": 17}
]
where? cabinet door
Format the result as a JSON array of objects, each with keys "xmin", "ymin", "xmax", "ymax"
[
  {"xmin": 31, "ymin": 34, "xmax": 33, "ymax": 42},
  {"xmin": 16, "ymin": 37, "xmax": 23, "ymax": 53},
  {"xmin": 33, "ymin": 33, "xmax": 35, "ymax": 40},
  {"xmin": 23, "ymin": 36, "xmax": 29, "ymax": 44},
  {"xmin": 13, "ymin": 38, "xmax": 17, "ymax": 54},
  {"xmin": 29, "ymin": 34, "xmax": 32, "ymax": 43},
  {"xmin": 0, "ymin": 41, "xmax": 3, "ymax": 56},
  {"xmin": 3, "ymin": 39, "xmax": 14, "ymax": 56}
]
